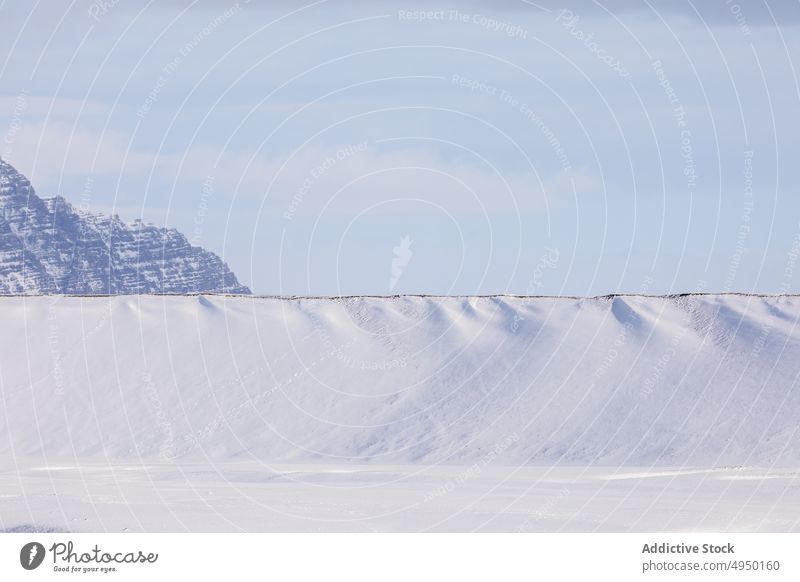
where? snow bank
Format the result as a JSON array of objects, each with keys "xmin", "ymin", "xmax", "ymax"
[{"xmin": 1, "ymin": 294, "xmax": 798, "ymax": 466}]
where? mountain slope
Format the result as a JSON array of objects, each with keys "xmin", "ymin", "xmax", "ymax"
[
  {"xmin": 1, "ymin": 293, "xmax": 798, "ymax": 466},
  {"xmin": 0, "ymin": 159, "xmax": 249, "ymax": 294}
]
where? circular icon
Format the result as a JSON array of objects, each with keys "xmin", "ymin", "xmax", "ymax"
[{"xmin": 20, "ymin": 542, "xmax": 46, "ymax": 570}]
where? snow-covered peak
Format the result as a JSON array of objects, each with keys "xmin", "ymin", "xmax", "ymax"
[{"xmin": 0, "ymin": 159, "xmax": 250, "ymax": 295}]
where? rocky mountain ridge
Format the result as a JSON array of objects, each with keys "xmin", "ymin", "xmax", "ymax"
[{"xmin": 0, "ymin": 159, "xmax": 249, "ymax": 294}]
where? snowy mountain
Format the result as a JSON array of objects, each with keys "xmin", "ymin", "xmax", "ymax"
[
  {"xmin": 2, "ymin": 293, "xmax": 798, "ymax": 466},
  {"xmin": 0, "ymin": 159, "xmax": 249, "ymax": 294}
]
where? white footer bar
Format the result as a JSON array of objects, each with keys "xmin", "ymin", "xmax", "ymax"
[{"xmin": 1, "ymin": 533, "xmax": 796, "ymax": 581}]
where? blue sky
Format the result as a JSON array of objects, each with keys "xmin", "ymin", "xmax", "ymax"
[{"xmin": 1, "ymin": 0, "xmax": 798, "ymax": 295}]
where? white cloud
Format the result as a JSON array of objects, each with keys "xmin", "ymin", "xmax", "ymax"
[
  {"xmin": 158, "ymin": 142, "xmax": 587, "ymax": 216},
  {"xmin": 3, "ymin": 120, "xmax": 577, "ymax": 216},
  {"xmin": 0, "ymin": 94, "xmax": 110, "ymax": 118},
  {"xmin": 2, "ymin": 121, "xmax": 156, "ymax": 184}
]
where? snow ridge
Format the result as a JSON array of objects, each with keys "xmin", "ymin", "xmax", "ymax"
[{"xmin": 2, "ymin": 293, "xmax": 799, "ymax": 466}]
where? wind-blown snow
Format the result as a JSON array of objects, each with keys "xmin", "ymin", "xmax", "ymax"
[{"xmin": 2, "ymin": 293, "xmax": 799, "ymax": 466}]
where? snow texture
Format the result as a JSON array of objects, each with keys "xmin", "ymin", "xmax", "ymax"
[
  {"xmin": 2, "ymin": 293, "xmax": 799, "ymax": 532},
  {"xmin": 2, "ymin": 293, "xmax": 798, "ymax": 466}
]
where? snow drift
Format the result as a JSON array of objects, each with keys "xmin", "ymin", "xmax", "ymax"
[{"xmin": 2, "ymin": 294, "xmax": 799, "ymax": 466}]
